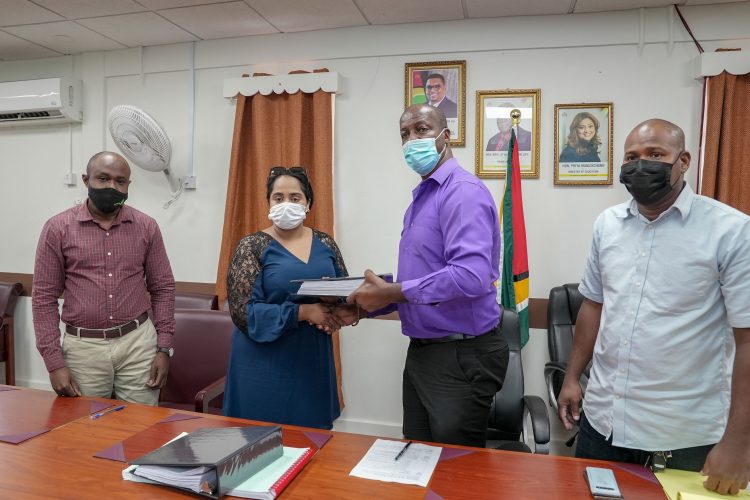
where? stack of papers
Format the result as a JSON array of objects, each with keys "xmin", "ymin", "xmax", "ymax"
[
  {"xmin": 133, "ymin": 465, "xmax": 216, "ymax": 494},
  {"xmin": 655, "ymin": 469, "xmax": 750, "ymax": 500},
  {"xmin": 294, "ymin": 274, "xmax": 392, "ymax": 298}
]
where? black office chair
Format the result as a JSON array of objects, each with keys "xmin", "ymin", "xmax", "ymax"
[
  {"xmin": 486, "ymin": 307, "xmax": 550, "ymax": 454},
  {"xmin": 544, "ymin": 283, "xmax": 588, "ymax": 415}
]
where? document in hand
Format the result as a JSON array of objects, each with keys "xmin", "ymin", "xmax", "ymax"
[
  {"xmin": 129, "ymin": 426, "xmax": 283, "ymax": 499},
  {"xmin": 292, "ymin": 274, "xmax": 393, "ymax": 298}
]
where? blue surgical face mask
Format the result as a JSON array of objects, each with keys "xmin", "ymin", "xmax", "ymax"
[{"xmin": 402, "ymin": 128, "xmax": 448, "ymax": 176}]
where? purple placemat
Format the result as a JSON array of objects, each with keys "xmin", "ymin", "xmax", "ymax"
[
  {"xmin": 0, "ymin": 386, "xmax": 20, "ymax": 392},
  {"xmin": 0, "ymin": 428, "xmax": 50, "ymax": 444},
  {"xmin": 94, "ymin": 441, "xmax": 126, "ymax": 462},
  {"xmin": 157, "ymin": 413, "xmax": 202, "ymax": 424},
  {"xmin": 439, "ymin": 448, "xmax": 475, "ymax": 461},
  {"xmin": 303, "ymin": 431, "xmax": 332, "ymax": 449},
  {"xmin": 613, "ymin": 463, "xmax": 660, "ymax": 484},
  {"xmin": 90, "ymin": 401, "xmax": 114, "ymax": 414},
  {"xmin": 425, "ymin": 489, "xmax": 444, "ymax": 500}
]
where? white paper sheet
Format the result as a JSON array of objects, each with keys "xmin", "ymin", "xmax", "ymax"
[{"xmin": 349, "ymin": 439, "xmax": 441, "ymax": 487}]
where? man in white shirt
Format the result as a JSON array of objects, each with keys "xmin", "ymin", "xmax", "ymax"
[{"xmin": 558, "ymin": 119, "xmax": 750, "ymax": 495}]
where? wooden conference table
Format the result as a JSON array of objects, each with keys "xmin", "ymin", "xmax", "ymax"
[{"xmin": 0, "ymin": 386, "xmax": 666, "ymax": 499}]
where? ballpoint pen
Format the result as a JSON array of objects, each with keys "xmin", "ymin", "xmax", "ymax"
[
  {"xmin": 394, "ymin": 440, "xmax": 412, "ymax": 461},
  {"xmin": 91, "ymin": 404, "xmax": 127, "ymax": 420}
]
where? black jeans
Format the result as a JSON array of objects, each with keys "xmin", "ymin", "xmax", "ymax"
[
  {"xmin": 402, "ymin": 325, "xmax": 509, "ymax": 448},
  {"xmin": 575, "ymin": 414, "xmax": 715, "ymax": 472}
]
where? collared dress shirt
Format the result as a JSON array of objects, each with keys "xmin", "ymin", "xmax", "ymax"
[
  {"xmin": 32, "ymin": 202, "xmax": 176, "ymax": 372},
  {"xmin": 397, "ymin": 158, "xmax": 501, "ymax": 338},
  {"xmin": 580, "ymin": 184, "xmax": 750, "ymax": 450}
]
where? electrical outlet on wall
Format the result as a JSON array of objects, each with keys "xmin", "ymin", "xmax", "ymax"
[
  {"xmin": 183, "ymin": 175, "xmax": 197, "ymax": 189},
  {"xmin": 63, "ymin": 172, "xmax": 77, "ymax": 186}
]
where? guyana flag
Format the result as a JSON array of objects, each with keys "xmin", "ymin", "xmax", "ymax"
[{"xmin": 500, "ymin": 128, "xmax": 530, "ymax": 347}]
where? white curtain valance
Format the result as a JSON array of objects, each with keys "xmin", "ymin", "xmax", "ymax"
[
  {"xmin": 694, "ymin": 51, "xmax": 750, "ymax": 78},
  {"xmin": 223, "ymin": 72, "xmax": 339, "ymax": 98}
]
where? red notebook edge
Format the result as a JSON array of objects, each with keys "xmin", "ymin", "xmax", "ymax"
[{"xmin": 268, "ymin": 447, "xmax": 316, "ymax": 498}]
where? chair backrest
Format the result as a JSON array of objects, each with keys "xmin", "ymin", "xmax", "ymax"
[
  {"xmin": 159, "ymin": 309, "xmax": 235, "ymax": 408},
  {"xmin": 174, "ymin": 292, "xmax": 219, "ymax": 310},
  {"xmin": 0, "ymin": 282, "xmax": 23, "ymax": 318},
  {"xmin": 545, "ymin": 283, "xmax": 585, "ymax": 408},
  {"xmin": 487, "ymin": 308, "xmax": 524, "ymax": 435},
  {"xmin": 546, "ymin": 283, "xmax": 583, "ymax": 365},
  {"xmin": 0, "ymin": 282, "xmax": 23, "ymax": 358}
]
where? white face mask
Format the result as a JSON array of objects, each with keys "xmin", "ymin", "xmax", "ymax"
[{"xmin": 268, "ymin": 202, "xmax": 308, "ymax": 230}]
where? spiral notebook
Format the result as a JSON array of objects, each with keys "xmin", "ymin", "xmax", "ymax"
[{"xmin": 226, "ymin": 446, "xmax": 314, "ymax": 499}]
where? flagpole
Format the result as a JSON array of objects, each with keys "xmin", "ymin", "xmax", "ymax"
[
  {"xmin": 501, "ymin": 107, "xmax": 531, "ymax": 348},
  {"xmin": 510, "ymin": 108, "xmax": 521, "ymax": 133}
]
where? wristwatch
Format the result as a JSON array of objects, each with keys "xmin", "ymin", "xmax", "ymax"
[{"xmin": 157, "ymin": 347, "xmax": 174, "ymax": 357}]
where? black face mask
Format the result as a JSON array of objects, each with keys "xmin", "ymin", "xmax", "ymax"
[
  {"xmin": 619, "ymin": 158, "xmax": 678, "ymax": 206},
  {"xmin": 88, "ymin": 187, "xmax": 128, "ymax": 214}
]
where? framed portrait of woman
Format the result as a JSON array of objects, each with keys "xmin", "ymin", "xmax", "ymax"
[
  {"xmin": 475, "ymin": 89, "xmax": 541, "ymax": 179},
  {"xmin": 554, "ymin": 103, "xmax": 614, "ymax": 185},
  {"xmin": 405, "ymin": 60, "xmax": 466, "ymax": 147}
]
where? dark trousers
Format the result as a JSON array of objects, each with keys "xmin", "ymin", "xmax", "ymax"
[
  {"xmin": 575, "ymin": 414, "xmax": 714, "ymax": 472},
  {"xmin": 403, "ymin": 326, "xmax": 509, "ymax": 448}
]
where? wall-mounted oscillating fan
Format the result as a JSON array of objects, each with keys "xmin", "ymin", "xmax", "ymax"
[{"xmin": 108, "ymin": 104, "xmax": 184, "ymax": 208}]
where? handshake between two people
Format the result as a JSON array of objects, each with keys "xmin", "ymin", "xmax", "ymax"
[{"xmin": 300, "ymin": 270, "xmax": 404, "ymax": 334}]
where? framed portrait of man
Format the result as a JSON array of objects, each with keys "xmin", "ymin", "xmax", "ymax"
[
  {"xmin": 475, "ymin": 89, "xmax": 541, "ymax": 179},
  {"xmin": 554, "ymin": 103, "xmax": 614, "ymax": 185},
  {"xmin": 404, "ymin": 60, "xmax": 466, "ymax": 147}
]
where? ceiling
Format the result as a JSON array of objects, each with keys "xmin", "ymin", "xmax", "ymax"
[{"xmin": 0, "ymin": 0, "xmax": 744, "ymax": 61}]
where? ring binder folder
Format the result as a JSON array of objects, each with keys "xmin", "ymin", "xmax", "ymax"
[{"xmin": 130, "ymin": 426, "xmax": 282, "ymax": 499}]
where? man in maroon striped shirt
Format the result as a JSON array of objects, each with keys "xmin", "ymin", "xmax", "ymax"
[{"xmin": 32, "ymin": 151, "xmax": 175, "ymax": 405}]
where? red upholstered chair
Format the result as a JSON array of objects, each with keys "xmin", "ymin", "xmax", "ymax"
[
  {"xmin": 159, "ymin": 309, "xmax": 235, "ymax": 413},
  {"xmin": 174, "ymin": 292, "xmax": 219, "ymax": 310},
  {"xmin": 0, "ymin": 282, "xmax": 23, "ymax": 386}
]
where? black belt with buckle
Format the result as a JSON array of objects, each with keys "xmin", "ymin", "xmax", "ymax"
[
  {"xmin": 65, "ymin": 312, "xmax": 149, "ymax": 339},
  {"xmin": 410, "ymin": 323, "xmax": 500, "ymax": 346}
]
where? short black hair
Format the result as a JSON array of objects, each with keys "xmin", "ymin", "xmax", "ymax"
[
  {"xmin": 424, "ymin": 73, "xmax": 445, "ymax": 86},
  {"xmin": 266, "ymin": 167, "xmax": 314, "ymax": 209}
]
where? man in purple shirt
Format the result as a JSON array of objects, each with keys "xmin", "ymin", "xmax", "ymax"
[{"xmin": 348, "ymin": 104, "xmax": 508, "ymax": 447}]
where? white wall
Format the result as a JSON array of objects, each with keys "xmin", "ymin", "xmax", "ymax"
[{"xmin": 2, "ymin": 3, "xmax": 749, "ymax": 452}]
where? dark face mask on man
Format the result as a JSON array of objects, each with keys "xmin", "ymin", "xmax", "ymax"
[
  {"xmin": 88, "ymin": 186, "xmax": 128, "ymax": 214},
  {"xmin": 619, "ymin": 156, "xmax": 682, "ymax": 206}
]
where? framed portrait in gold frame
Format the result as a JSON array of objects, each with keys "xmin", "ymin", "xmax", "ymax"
[
  {"xmin": 404, "ymin": 60, "xmax": 466, "ymax": 147},
  {"xmin": 554, "ymin": 103, "xmax": 614, "ymax": 185},
  {"xmin": 475, "ymin": 89, "xmax": 541, "ymax": 179}
]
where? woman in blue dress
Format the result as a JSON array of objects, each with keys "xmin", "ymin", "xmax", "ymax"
[
  {"xmin": 223, "ymin": 167, "xmax": 355, "ymax": 429},
  {"xmin": 559, "ymin": 111, "xmax": 602, "ymax": 163}
]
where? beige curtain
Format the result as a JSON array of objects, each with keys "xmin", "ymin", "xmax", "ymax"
[
  {"xmin": 216, "ymin": 70, "xmax": 344, "ymax": 406},
  {"xmin": 701, "ymin": 69, "xmax": 750, "ymax": 215}
]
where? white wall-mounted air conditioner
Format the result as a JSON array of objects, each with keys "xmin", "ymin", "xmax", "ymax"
[{"xmin": 0, "ymin": 77, "xmax": 83, "ymax": 127}]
